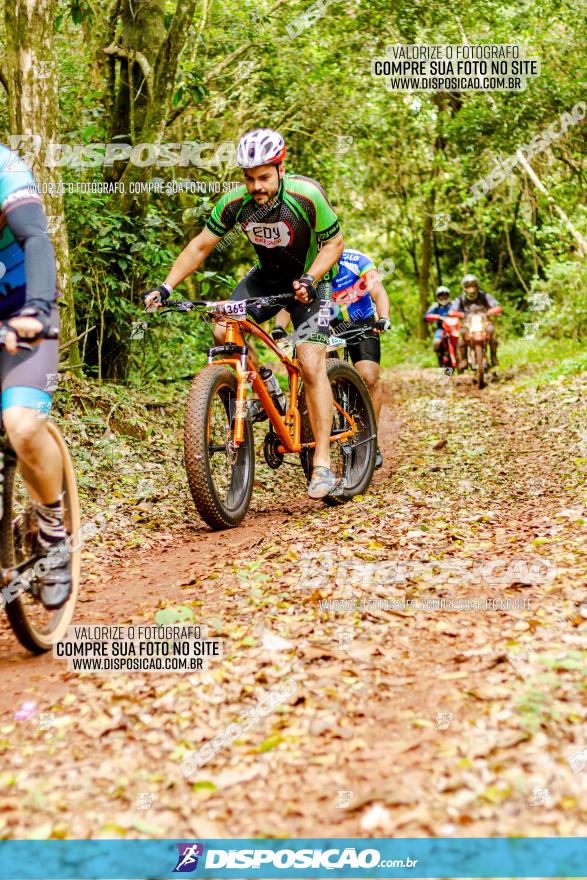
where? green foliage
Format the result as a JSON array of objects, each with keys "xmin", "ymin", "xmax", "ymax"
[
  {"xmin": 529, "ymin": 260, "xmax": 587, "ymax": 340},
  {"xmin": 5, "ymin": 0, "xmax": 585, "ymax": 382},
  {"xmin": 65, "ymin": 187, "xmax": 231, "ymax": 380}
]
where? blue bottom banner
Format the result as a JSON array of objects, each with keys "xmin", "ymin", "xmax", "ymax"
[{"xmin": 0, "ymin": 837, "xmax": 586, "ymax": 878}]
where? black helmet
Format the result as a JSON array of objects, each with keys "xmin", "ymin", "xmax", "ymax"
[
  {"xmin": 436, "ymin": 285, "xmax": 450, "ymax": 302},
  {"xmin": 461, "ymin": 274, "xmax": 479, "ymax": 300}
]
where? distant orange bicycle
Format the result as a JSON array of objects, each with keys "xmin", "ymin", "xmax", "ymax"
[{"xmin": 158, "ymin": 295, "xmax": 376, "ymax": 529}]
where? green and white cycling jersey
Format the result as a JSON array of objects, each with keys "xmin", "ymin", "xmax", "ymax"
[{"xmin": 206, "ymin": 173, "xmax": 341, "ymax": 283}]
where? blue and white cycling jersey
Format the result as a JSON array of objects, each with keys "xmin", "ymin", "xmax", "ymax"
[
  {"xmin": 331, "ymin": 248, "xmax": 376, "ymax": 323},
  {"xmin": 0, "ymin": 144, "xmax": 41, "ymax": 318},
  {"xmin": 425, "ymin": 301, "xmax": 452, "ymax": 329}
]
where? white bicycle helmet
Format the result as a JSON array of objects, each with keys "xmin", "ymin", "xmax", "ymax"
[
  {"xmin": 237, "ymin": 128, "xmax": 286, "ymax": 168},
  {"xmin": 461, "ymin": 273, "xmax": 479, "ymax": 289}
]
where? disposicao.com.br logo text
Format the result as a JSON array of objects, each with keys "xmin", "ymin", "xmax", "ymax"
[{"xmin": 199, "ymin": 847, "xmax": 418, "ymax": 870}]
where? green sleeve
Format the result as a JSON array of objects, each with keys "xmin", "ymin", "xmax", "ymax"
[
  {"xmin": 313, "ymin": 186, "xmax": 340, "ymax": 242},
  {"xmin": 205, "ymin": 187, "xmax": 246, "ymax": 238},
  {"xmin": 285, "ymin": 175, "xmax": 341, "ymax": 242}
]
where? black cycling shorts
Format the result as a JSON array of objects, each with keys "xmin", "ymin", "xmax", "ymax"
[
  {"xmin": 332, "ymin": 318, "xmax": 381, "ymax": 365},
  {"xmin": 0, "ymin": 305, "xmax": 60, "ymax": 418},
  {"xmin": 230, "ymin": 267, "xmax": 333, "ymax": 346}
]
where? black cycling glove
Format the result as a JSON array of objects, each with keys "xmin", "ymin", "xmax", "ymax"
[
  {"xmin": 375, "ymin": 317, "xmax": 391, "ymax": 332},
  {"xmin": 143, "ymin": 282, "xmax": 173, "ymax": 307},
  {"xmin": 294, "ymin": 274, "xmax": 317, "ymax": 303},
  {"xmin": 270, "ymin": 327, "xmax": 288, "ymax": 341}
]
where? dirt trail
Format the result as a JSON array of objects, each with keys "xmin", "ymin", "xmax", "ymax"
[
  {"xmin": 0, "ymin": 367, "xmax": 585, "ymax": 841},
  {"xmin": 0, "ymin": 503, "xmax": 309, "ymax": 710}
]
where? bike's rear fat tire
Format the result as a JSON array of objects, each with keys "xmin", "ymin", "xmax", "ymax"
[
  {"xmin": 2, "ymin": 423, "xmax": 81, "ymax": 654},
  {"xmin": 299, "ymin": 358, "xmax": 377, "ymax": 506},
  {"xmin": 184, "ymin": 365, "xmax": 255, "ymax": 529},
  {"xmin": 475, "ymin": 341, "xmax": 485, "ymax": 389}
]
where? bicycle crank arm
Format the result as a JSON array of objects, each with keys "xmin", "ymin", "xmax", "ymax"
[
  {"xmin": 1, "ymin": 553, "xmax": 45, "ymax": 585},
  {"xmin": 340, "ymin": 433, "xmax": 378, "ymax": 452}
]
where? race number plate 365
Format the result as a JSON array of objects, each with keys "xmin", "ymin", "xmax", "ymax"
[{"xmin": 213, "ymin": 300, "xmax": 247, "ymax": 317}]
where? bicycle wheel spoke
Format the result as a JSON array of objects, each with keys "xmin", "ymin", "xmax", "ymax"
[
  {"xmin": 331, "ymin": 378, "xmax": 372, "ymax": 487},
  {"xmin": 2, "ymin": 425, "xmax": 81, "ymax": 652}
]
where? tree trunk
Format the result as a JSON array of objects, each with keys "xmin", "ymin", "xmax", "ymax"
[
  {"xmin": 4, "ymin": 0, "xmax": 80, "ymax": 369},
  {"xmin": 96, "ymin": 0, "xmax": 197, "ymax": 382},
  {"xmin": 118, "ymin": 0, "xmax": 198, "ymax": 215},
  {"xmin": 418, "ymin": 192, "xmax": 435, "ymax": 340},
  {"xmin": 105, "ymin": 0, "xmax": 167, "ymax": 182},
  {"xmin": 433, "ymin": 229, "xmax": 442, "ymax": 285}
]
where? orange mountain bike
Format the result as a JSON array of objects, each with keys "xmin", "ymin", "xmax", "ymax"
[{"xmin": 158, "ymin": 295, "xmax": 376, "ymax": 530}]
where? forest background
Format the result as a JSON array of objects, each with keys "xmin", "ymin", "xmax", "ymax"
[{"xmin": 0, "ymin": 0, "xmax": 585, "ymax": 385}]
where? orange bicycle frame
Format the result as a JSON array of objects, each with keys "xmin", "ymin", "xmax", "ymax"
[{"xmin": 209, "ymin": 317, "xmax": 357, "ymax": 453}]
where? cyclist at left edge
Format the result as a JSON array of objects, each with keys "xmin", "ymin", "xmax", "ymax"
[{"xmin": 0, "ymin": 143, "xmax": 71, "ymax": 608}]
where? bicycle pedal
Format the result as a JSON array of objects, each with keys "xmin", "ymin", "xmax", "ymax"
[
  {"xmin": 328, "ymin": 479, "xmax": 346, "ymax": 497},
  {"xmin": 249, "ymin": 400, "xmax": 268, "ymax": 423}
]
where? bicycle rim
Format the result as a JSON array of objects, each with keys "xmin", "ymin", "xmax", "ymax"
[
  {"xmin": 299, "ymin": 360, "xmax": 376, "ymax": 501},
  {"xmin": 184, "ymin": 366, "xmax": 255, "ymax": 529},
  {"xmin": 2, "ymin": 423, "xmax": 81, "ymax": 654},
  {"xmin": 330, "ymin": 372, "xmax": 375, "ymax": 493}
]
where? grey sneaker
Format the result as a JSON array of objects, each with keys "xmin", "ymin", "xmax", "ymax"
[
  {"xmin": 36, "ymin": 545, "xmax": 72, "ymax": 610},
  {"xmin": 308, "ymin": 466, "xmax": 342, "ymax": 499}
]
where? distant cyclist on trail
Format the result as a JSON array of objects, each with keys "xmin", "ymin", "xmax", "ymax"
[
  {"xmin": 451, "ymin": 274, "xmax": 502, "ymax": 369},
  {"xmin": 144, "ymin": 128, "xmax": 345, "ymax": 500},
  {"xmin": 0, "ymin": 144, "xmax": 70, "ymax": 608},
  {"xmin": 424, "ymin": 285, "xmax": 452, "ymax": 366},
  {"xmin": 271, "ymin": 247, "xmax": 390, "ymax": 469}
]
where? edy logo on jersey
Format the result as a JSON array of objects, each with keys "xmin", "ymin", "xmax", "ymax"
[{"xmin": 244, "ymin": 220, "xmax": 292, "ymax": 248}]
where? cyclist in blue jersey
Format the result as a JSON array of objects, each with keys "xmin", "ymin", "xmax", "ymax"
[
  {"xmin": 272, "ymin": 248, "xmax": 390, "ymax": 469},
  {"xmin": 424, "ymin": 286, "xmax": 452, "ymax": 365},
  {"xmin": 0, "ymin": 144, "xmax": 70, "ymax": 608}
]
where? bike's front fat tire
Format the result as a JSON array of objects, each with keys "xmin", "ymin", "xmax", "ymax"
[
  {"xmin": 300, "ymin": 358, "xmax": 377, "ymax": 506},
  {"xmin": 475, "ymin": 341, "xmax": 485, "ymax": 389},
  {"xmin": 2, "ymin": 423, "xmax": 81, "ymax": 654},
  {"xmin": 184, "ymin": 365, "xmax": 255, "ymax": 530}
]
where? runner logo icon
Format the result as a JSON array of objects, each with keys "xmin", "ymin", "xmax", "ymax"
[{"xmin": 173, "ymin": 843, "xmax": 205, "ymax": 872}]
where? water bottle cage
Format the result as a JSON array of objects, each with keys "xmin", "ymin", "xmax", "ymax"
[{"xmin": 260, "ymin": 369, "xmax": 287, "ymax": 415}]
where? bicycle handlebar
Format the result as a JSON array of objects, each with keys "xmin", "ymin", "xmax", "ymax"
[
  {"xmin": 0, "ymin": 322, "xmax": 59, "ymax": 350},
  {"xmin": 330, "ymin": 324, "xmax": 378, "ymax": 343},
  {"xmin": 153, "ymin": 292, "xmax": 296, "ymax": 315}
]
